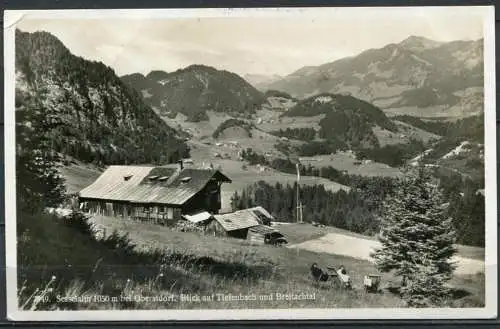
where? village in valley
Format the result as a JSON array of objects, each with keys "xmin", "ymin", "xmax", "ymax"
[{"xmin": 13, "ymin": 11, "xmax": 489, "ymax": 313}]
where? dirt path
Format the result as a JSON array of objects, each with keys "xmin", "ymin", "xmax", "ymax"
[{"xmin": 288, "ymin": 233, "xmax": 485, "ymax": 275}]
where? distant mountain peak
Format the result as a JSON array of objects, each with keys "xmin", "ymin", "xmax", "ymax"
[
  {"xmin": 146, "ymin": 70, "xmax": 169, "ymax": 81},
  {"xmin": 265, "ymin": 36, "xmax": 483, "ymax": 119},
  {"xmin": 122, "ymin": 64, "xmax": 265, "ymax": 121},
  {"xmin": 180, "ymin": 64, "xmax": 221, "ymax": 73},
  {"xmin": 398, "ymin": 35, "xmax": 443, "ymax": 51}
]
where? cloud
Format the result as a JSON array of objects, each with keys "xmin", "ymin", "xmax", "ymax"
[{"xmin": 15, "ymin": 8, "xmax": 485, "ymax": 77}]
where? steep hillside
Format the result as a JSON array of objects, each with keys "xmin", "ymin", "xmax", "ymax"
[
  {"xmin": 284, "ymin": 93, "xmax": 398, "ymax": 148},
  {"xmin": 261, "ymin": 90, "xmax": 298, "ymax": 112},
  {"xmin": 399, "ymin": 114, "xmax": 485, "ymax": 183},
  {"xmin": 121, "ymin": 65, "xmax": 266, "ymax": 121},
  {"xmin": 266, "ymin": 36, "xmax": 484, "ymax": 118},
  {"xmin": 15, "ymin": 29, "xmax": 189, "ymax": 165},
  {"xmin": 394, "ymin": 114, "xmax": 484, "ymax": 143}
]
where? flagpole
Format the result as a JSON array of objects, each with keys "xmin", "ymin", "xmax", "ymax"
[{"xmin": 296, "ymin": 163, "xmax": 301, "ymax": 223}]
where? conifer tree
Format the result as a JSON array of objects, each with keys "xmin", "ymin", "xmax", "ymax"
[
  {"xmin": 16, "ymin": 93, "xmax": 66, "ymax": 215},
  {"xmin": 371, "ymin": 166, "xmax": 457, "ymax": 307}
]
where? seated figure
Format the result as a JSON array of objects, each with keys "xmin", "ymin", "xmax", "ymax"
[
  {"xmin": 310, "ymin": 263, "xmax": 329, "ymax": 282},
  {"xmin": 336, "ymin": 265, "xmax": 352, "ymax": 287}
]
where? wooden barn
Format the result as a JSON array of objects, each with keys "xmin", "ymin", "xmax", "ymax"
[
  {"xmin": 209, "ymin": 209, "xmax": 261, "ymax": 239},
  {"xmin": 208, "ymin": 207, "xmax": 287, "ymax": 245},
  {"xmin": 78, "ymin": 162, "xmax": 232, "ymax": 225}
]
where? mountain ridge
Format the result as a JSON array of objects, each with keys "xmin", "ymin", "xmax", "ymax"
[
  {"xmin": 264, "ymin": 36, "xmax": 484, "ymax": 119},
  {"xmin": 122, "ymin": 65, "xmax": 266, "ymax": 121},
  {"xmin": 283, "ymin": 92, "xmax": 398, "ymax": 148},
  {"xmin": 15, "ymin": 29, "xmax": 189, "ymax": 165}
]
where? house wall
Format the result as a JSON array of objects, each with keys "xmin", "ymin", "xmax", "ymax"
[
  {"xmin": 80, "ymin": 199, "xmax": 181, "ymax": 226},
  {"xmin": 227, "ymin": 228, "xmax": 250, "ymax": 239},
  {"xmin": 204, "ymin": 219, "xmax": 228, "ymax": 237},
  {"xmin": 183, "ymin": 180, "xmax": 221, "ymax": 214},
  {"xmin": 247, "ymin": 231, "xmax": 266, "ymax": 245},
  {"xmin": 204, "ymin": 220, "xmax": 260, "ymax": 240}
]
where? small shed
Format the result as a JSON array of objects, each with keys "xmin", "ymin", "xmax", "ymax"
[
  {"xmin": 210, "ymin": 210, "xmax": 260, "ymax": 239},
  {"xmin": 209, "ymin": 206, "xmax": 283, "ymax": 242},
  {"xmin": 247, "ymin": 225, "xmax": 287, "ymax": 245},
  {"xmin": 246, "ymin": 206, "xmax": 274, "ymax": 225}
]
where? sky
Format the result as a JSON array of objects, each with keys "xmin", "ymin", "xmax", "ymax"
[{"xmin": 12, "ymin": 7, "xmax": 487, "ymax": 77}]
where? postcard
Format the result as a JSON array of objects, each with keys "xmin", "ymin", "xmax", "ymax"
[{"xmin": 4, "ymin": 6, "xmax": 497, "ymax": 321}]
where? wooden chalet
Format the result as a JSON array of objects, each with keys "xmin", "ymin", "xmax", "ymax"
[
  {"xmin": 78, "ymin": 162, "xmax": 232, "ymax": 225},
  {"xmin": 208, "ymin": 207, "xmax": 287, "ymax": 245}
]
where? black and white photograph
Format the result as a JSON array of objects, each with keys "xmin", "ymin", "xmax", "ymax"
[{"xmin": 4, "ymin": 6, "xmax": 497, "ymax": 321}]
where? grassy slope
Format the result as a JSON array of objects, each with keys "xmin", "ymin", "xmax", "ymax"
[
  {"xmin": 87, "ymin": 215, "xmax": 405, "ymax": 309},
  {"xmin": 19, "ymin": 212, "xmax": 207, "ymax": 311},
  {"xmin": 58, "ymin": 162, "xmax": 104, "ymax": 194},
  {"xmin": 19, "ymin": 211, "xmax": 484, "ymax": 310},
  {"xmin": 297, "ymin": 153, "xmax": 402, "ymax": 178},
  {"xmin": 88, "ymin": 215, "xmax": 484, "ymax": 308}
]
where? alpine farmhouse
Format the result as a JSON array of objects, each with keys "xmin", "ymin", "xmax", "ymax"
[{"xmin": 78, "ymin": 162, "xmax": 232, "ymax": 225}]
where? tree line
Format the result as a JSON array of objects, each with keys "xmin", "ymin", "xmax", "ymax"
[
  {"xmin": 271, "ymin": 127, "xmax": 317, "ymax": 141},
  {"xmin": 237, "ymin": 148, "xmax": 485, "ymax": 247},
  {"xmin": 231, "ymin": 181, "xmax": 382, "ymax": 235},
  {"xmin": 393, "ymin": 114, "xmax": 484, "ymax": 143},
  {"xmin": 295, "ymin": 139, "xmax": 347, "ymax": 157},
  {"xmin": 212, "ymin": 119, "xmax": 254, "ymax": 138},
  {"xmin": 355, "ymin": 138, "xmax": 426, "ymax": 167},
  {"xmin": 231, "ymin": 177, "xmax": 484, "ymax": 247}
]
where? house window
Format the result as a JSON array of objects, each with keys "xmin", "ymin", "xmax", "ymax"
[
  {"xmin": 167, "ymin": 208, "xmax": 174, "ymax": 219},
  {"xmin": 106, "ymin": 203, "xmax": 113, "ymax": 215},
  {"xmin": 160, "ymin": 206, "xmax": 172, "ymax": 214}
]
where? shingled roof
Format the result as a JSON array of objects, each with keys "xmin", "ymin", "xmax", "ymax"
[
  {"xmin": 79, "ymin": 165, "xmax": 231, "ymax": 205},
  {"xmin": 212, "ymin": 207, "xmax": 278, "ymax": 232},
  {"xmin": 213, "ymin": 210, "xmax": 260, "ymax": 231}
]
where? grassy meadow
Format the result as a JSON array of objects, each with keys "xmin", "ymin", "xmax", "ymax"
[{"xmin": 17, "ymin": 212, "xmax": 484, "ymax": 311}]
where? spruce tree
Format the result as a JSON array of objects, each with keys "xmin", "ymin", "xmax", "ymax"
[
  {"xmin": 371, "ymin": 166, "xmax": 457, "ymax": 307},
  {"xmin": 16, "ymin": 93, "xmax": 66, "ymax": 215}
]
